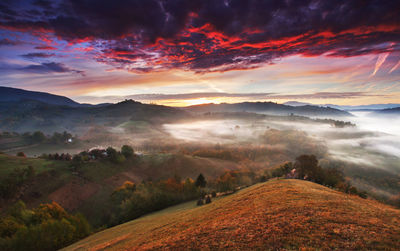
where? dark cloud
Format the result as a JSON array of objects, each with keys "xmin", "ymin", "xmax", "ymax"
[
  {"xmin": 0, "ymin": 0, "xmax": 399, "ymax": 72},
  {"xmin": 21, "ymin": 52, "xmax": 55, "ymax": 58},
  {"xmin": 0, "ymin": 38, "xmax": 22, "ymax": 46},
  {"xmin": 20, "ymin": 62, "xmax": 85, "ymax": 75},
  {"xmin": 34, "ymin": 45, "xmax": 57, "ymax": 50}
]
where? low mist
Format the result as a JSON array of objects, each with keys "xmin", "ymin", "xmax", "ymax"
[{"xmin": 163, "ymin": 112, "xmax": 400, "ymax": 172}]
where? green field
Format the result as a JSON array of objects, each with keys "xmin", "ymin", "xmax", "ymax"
[{"xmin": 0, "ymin": 153, "xmax": 67, "ymax": 176}]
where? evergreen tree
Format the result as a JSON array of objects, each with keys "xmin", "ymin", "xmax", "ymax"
[{"xmin": 195, "ymin": 174, "xmax": 207, "ymax": 188}]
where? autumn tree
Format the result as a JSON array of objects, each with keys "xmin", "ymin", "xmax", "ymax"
[
  {"xmin": 294, "ymin": 155, "xmax": 324, "ymax": 183},
  {"xmin": 0, "ymin": 201, "xmax": 91, "ymax": 251}
]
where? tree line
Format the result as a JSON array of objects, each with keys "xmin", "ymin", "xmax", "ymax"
[
  {"xmin": 0, "ymin": 131, "xmax": 76, "ymax": 145},
  {"xmin": 0, "ymin": 201, "xmax": 91, "ymax": 251}
]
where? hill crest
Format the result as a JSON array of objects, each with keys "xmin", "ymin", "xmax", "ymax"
[
  {"xmin": 0, "ymin": 86, "xmax": 82, "ymax": 107},
  {"xmin": 64, "ymin": 179, "xmax": 400, "ymax": 250}
]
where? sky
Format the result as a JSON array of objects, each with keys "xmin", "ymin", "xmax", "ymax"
[{"xmin": 0, "ymin": 0, "xmax": 399, "ymax": 106}]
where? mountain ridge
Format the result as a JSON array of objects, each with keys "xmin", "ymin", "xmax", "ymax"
[
  {"xmin": 0, "ymin": 86, "xmax": 83, "ymax": 107},
  {"xmin": 184, "ymin": 101, "xmax": 352, "ymax": 117},
  {"xmin": 283, "ymin": 100, "xmax": 400, "ymax": 111},
  {"xmin": 374, "ymin": 107, "xmax": 400, "ymax": 114}
]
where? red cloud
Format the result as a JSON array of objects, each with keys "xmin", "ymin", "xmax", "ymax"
[{"xmin": 0, "ymin": 0, "xmax": 399, "ymax": 73}]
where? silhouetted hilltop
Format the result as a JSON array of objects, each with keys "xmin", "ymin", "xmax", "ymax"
[{"xmin": 184, "ymin": 101, "xmax": 351, "ymax": 117}]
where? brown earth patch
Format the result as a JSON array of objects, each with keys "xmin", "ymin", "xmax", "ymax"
[
  {"xmin": 104, "ymin": 171, "xmax": 142, "ymax": 188},
  {"xmin": 48, "ymin": 177, "xmax": 101, "ymax": 211}
]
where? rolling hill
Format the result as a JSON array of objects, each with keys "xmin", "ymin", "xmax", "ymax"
[
  {"xmin": 0, "ymin": 86, "xmax": 82, "ymax": 107},
  {"xmin": 0, "ymin": 99, "xmax": 188, "ymax": 133},
  {"xmin": 184, "ymin": 102, "xmax": 351, "ymax": 117},
  {"xmin": 64, "ymin": 179, "xmax": 400, "ymax": 250},
  {"xmin": 0, "ymin": 152, "xmax": 241, "ymax": 227}
]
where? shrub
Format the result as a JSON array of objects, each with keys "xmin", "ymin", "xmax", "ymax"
[
  {"xmin": 197, "ymin": 199, "xmax": 204, "ymax": 206},
  {"xmin": 16, "ymin": 152, "xmax": 26, "ymax": 157},
  {"xmin": 106, "ymin": 147, "xmax": 125, "ymax": 163},
  {"xmin": 31, "ymin": 131, "xmax": 46, "ymax": 143},
  {"xmin": 121, "ymin": 145, "xmax": 134, "ymax": 158}
]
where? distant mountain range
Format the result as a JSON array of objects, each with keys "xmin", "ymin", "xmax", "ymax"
[
  {"xmin": 373, "ymin": 107, "xmax": 400, "ymax": 114},
  {"xmin": 0, "ymin": 87, "xmax": 187, "ymax": 133},
  {"xmin": 184, "ymin": 102, "xmax": 352, "ymax": 117},
  {"xmin": 1, "ymin": 86, "xmax": 398, "ymax": 133},
  {"xmin": 284, "ymin": 101, "xmax": 400, "ymax": 111}
]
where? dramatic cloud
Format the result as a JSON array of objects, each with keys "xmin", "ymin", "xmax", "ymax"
[
  {"xmin": 0, "ymin": 0, "xmax": 399, "ymax": 73},
  {"xmin": 34, "ymin": 45, "xmax": 57, "ymax": 50},
  {"xmin": 0, "ymin": 38, "xmax": 22, "ymax": 46},
  {"xmin": 20, "ymin": 62, "xmax": 85, "ymax": 75},
  {"xmin": 21, "ymin": 52, "xmax": 55, "ymax": 59}
]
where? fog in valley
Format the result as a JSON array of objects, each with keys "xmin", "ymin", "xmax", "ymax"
[
  {"xmin": 164, "ymin": 112, "xmax": 400, "ymax": 169},
  {"xmin": 162, "ymin": 111, "xmax": 400, "ymax": 199}
]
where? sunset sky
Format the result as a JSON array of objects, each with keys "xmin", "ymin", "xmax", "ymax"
[{"xmin": 0, "ymin": 0, "xmax": 399, "ymax": 106}]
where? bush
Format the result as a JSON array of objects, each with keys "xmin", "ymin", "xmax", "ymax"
[
  {"xmin": 71, "ymin": 155, "xmax": 83, "ymax": 170},
  {"xmin": 31, "ymin": 131, "xmax": 46, "ymax": 143},
  {"xmin": 121, "ymin": 145, "xmax": 134, "ymax": 158},
  {"xmin": 260, "ymin": 175, "xmax": 268, "ymax": 182},
  {"xmin": 197, "ymin": 199, "xmax": 204, "ymax": 206},
  {"xmin": 106, "ymin": 147, "xmax": 125, "ymax": 163},
  {"xmin": 16, "ymin": 152, "xmax": 26, "ymax": 157}
]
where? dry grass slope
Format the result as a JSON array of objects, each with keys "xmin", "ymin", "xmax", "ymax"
[{"xmin": 64, "ymin": 179, "xmax": 400, "ymax": 251}]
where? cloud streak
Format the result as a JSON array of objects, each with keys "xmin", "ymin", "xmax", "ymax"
[
  {"xmin": 389, "ymin": 59, "xmax": 400, "ymax": 73},
  {"xmin": 77, "ymin": 91, "xmax": 380, "ymax": 104},
  {"xmin": 0, "ymin": 38, "xmax": 23, "ymax": 46},
  {"xmin": 371, "ymin": 53, "xmax": 390, "ymax": 77},
  {"xmin": 20, "ymin": 62, "xmax": 85, "ymax": 75},
  {"xmin": 21, "ymin": 52, "xmax": 55, "ymax": 59}
]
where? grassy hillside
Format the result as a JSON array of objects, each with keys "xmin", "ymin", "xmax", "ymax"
[
  {"xmin": 64, "ymin": 179, "xmax": 400, "ymax": 250},
  {"xmin": 0, "ymin": 153, "xmax": 240, "ymax": 226},
  {"xmin": 0, "ymin": 153, "xmax": 67, "ymax": 177}
]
